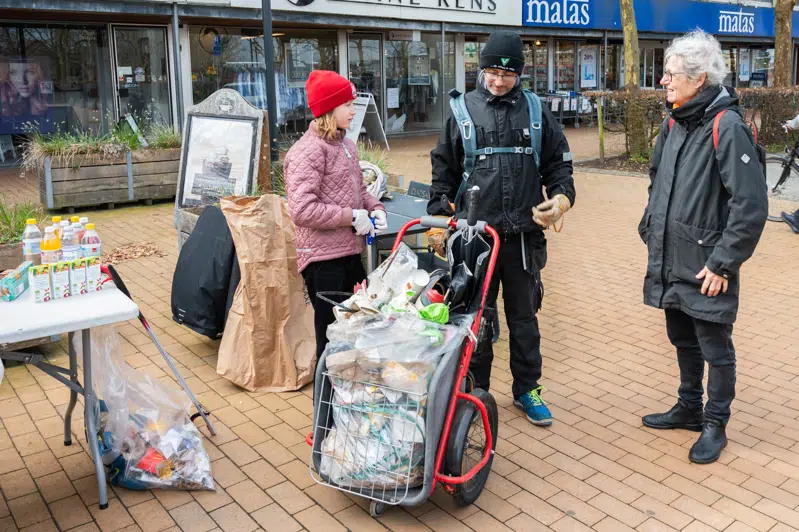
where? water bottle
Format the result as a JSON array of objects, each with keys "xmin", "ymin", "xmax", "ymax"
[
  {"xmin": 22, "ymin": 219, "xmax": 42, "ymax": 265},
  {"xmin": 40, "ymin": 226, "xmax": 62, "ymax": 264},
  {"xmin": 81, "ymin": 223, "xmax": 102, "ymax": 258},
  {"xmin": 71, "ymin": 221, "xmax": 85, "ymax": 243},
  {"xmin": 77, "ymin": 217, "xmax": 89, "ymax": 243},
  {"xmin": 59, "ymin": 220, "xmax": 71, "ymax": 239},
  {"xmin": 61, "ymin": 228, "xmax": 81, "ymax": 261},
  {"xmin": 50, "ymin": 216, "xmax": 62, "ymax": 236}
]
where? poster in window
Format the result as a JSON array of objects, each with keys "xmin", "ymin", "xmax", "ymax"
[
  {"xmin": 286, "ymin": 40, "xmax": 314, "ymax": 88},
  {"xmin": 0, "ymin": 56, "xmax": 55, "ymax": 134},
  {"xmin": 408, "ymin": 43, "xmax": 430, "ymax": 86},
  {"xmin": 580, "ymin": 46, "xmax": 598, "ymax": 89},
  {"xmin": 738, "ymin": 49, "xmax": 751, "ymax": 82},
  {"xmin": 387, "ymin": 87, "xmax": 400, "ymax": 109}
]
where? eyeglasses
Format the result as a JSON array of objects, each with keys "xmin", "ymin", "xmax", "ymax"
[
  {"xmin": 483, "ymin": 70, "xmax": 519, "ymax": 81},
  {"xmin": 662, "ymin": 70, "xmax": 687, "ymax": 83}
]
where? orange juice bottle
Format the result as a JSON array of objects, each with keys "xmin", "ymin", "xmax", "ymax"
[{"xmin": 40, "ymin": 226, "xmax": 62, "ymax": 264}]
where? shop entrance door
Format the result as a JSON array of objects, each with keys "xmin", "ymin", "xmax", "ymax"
[
  {"xmin": 348, "ymin": 34, "xmax": 383, "ymax": 127},
  {"xmin": 112, "ymin": 26, "xmax": 173, "ymax": 126}
]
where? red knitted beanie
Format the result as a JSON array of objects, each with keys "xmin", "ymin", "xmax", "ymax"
[{"xmin": 306, "ymin": 70, "xmax": 357, "ymax": 118}]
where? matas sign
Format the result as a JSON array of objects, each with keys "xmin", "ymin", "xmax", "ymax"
[
  {"xmin": 718, "ymin": 9, "xmax": 755, "ymax": 34},
  {"xmin": 524, "ymin": 0, "xmax": 590, "ymax": 27}
]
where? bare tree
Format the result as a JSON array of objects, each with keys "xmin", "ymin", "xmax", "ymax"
[
  {"xmin": 620, "ymin": 0, "xmax": 648, "ymax": 159},
  {"xmin": 774, "ymin": 0, "xmax": 797, "ymax": 87}
]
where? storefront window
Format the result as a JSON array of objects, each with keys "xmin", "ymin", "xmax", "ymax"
[
  {"xmin": 1, "ymin": 24, "xmax": 113, "ymax": 138},
  {"xmin": 113, "ymin": 27, "xmax": 172, "ymax": 126},
  {"xmin": 555, "ymin": 41, "xmax": 576, "ymax": 92},
  {"xmin": 464, "ymin": 39, "xmax": 487, "ymax": 92},
  {"xmin": 639, "ymin": 46, "xmax": 664, "ymax": 88},
  {"xmin": 189, "ymin": 27, "xmax": 338, "ymax": 136},
  {"xmin": 385, "ymin": 32, "xmax": 453, "ymax": 134},
  {"xmin": 604, "ymin": 44, "xmax": 621, "ymax": 90},
  {"xmin": 522, "ymin": 41, "xmax": 548, "ymax": 94},
  {"xmin": 751, "ymin": 48, "xmax": 774, "ymax": 87},
  {"xmin": 722, "ymin": 47, "xmax": 737, "ymax": 87}
]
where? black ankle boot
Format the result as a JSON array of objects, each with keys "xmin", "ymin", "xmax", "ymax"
[
  {"xmin": 642, "ymin": 403, "xmax": 703, "ymax": 431},
  {"xmin": 782, "ymin": 211, "xmax": 799, "ymax": 234},
  {"xmin": 689, "ymin": 421, "xmax": 727, "ymax": 464}
]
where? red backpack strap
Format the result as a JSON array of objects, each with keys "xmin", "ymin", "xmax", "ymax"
[
  {"xmin": 712, "ymin": 111, "xmax": 727, "ymax": 150},
  {"xmin": 747, "ymin": 121, "xmax": 758, "ymax": 145},
  {"xmin": 668, "ymin": 118, "xmax": 675, "ymax": 131}
]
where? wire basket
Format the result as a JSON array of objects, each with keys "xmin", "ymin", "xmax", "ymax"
[{"xmin": 310, "ymin": 372, "xmax": 428, "ymax": 506}]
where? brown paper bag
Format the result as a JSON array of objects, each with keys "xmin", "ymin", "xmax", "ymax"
[{"xmin": 217, "ymin": 194, "xmax": 315, "ymax": 392}]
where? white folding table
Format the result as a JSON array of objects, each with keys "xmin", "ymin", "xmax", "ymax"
[{"xmin": 0, "ymin": 287, "xmax": 139, "ymax": 510}]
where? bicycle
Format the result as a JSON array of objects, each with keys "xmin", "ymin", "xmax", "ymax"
[{"xmin": 765, "ymin": 123, "xmax": 799, "ymax": 222}]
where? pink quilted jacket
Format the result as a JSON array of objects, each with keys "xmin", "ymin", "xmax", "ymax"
[{"xmin": 285, "ymin": 122, "xmax": 385, "ymax": 272}]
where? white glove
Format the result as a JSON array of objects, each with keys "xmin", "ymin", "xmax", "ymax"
[
  {"xmin": 370, "ymin": 210, "xmax": 387, "ymax": 232},
  {"xmin": 352, "ymin": 209, "xmax": 374, "ymax": 237}
]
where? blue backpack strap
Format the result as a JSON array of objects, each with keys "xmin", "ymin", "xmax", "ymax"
[
  {"xmin": 448, "ymin": 90, "xmax": 476, "ymax": 207},
  {"xmin": 523, "ymin": 89, "xmax": 542, "ymax": 167}
]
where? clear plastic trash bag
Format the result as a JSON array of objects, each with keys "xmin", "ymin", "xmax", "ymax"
[
  {"xmin": 318, "ymin": 312, "xmax": 472, "ymax": 490},
  {"xmin": 73, "ymin": 326, "xmax": 215, "ymax": 491}
]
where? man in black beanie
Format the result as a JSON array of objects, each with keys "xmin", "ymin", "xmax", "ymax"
[{"xmin": 428, "ymin": 31, "xmax": 576, "ymax": 426}]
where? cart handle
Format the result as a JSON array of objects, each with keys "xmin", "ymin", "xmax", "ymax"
[
  {"xmin": 434, "ymin": 390, "xmax": 494, "ymax": 486},
  {"xmin": 418, "ymin": 216, "xmax": 488, "ymax": 234}
]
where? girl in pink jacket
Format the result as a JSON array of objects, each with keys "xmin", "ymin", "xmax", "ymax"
[{"xmin": 284, "ymin": 70, "xmax": 387, "ymax": 363}]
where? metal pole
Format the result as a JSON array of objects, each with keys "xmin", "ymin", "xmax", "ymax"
[
  {"xmin": 262, "ymin": 0, "xmax": 280, "ymax": 166},
  {"xmin": 172, "ymin": 3, "xmax": 184, "ymax": 133},
  {"xmin": 441, "ymin": 22, "xmax": 446, "ymax": 131},
  {"xmin": 603, "ymin": 31, "xmax": 608, "ymax": 90}
]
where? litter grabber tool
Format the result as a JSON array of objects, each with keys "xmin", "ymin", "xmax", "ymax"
[{"xmin": 101, "ymin": 265, "xmax": 217, "ymax": 435}]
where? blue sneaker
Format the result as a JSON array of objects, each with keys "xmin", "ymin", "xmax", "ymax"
[{"xmin": 514, "ymin": 386, "xmax": 552, "ymax": 426}]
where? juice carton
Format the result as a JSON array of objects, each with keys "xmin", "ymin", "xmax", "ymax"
[
  {"xmin": 70, "ymin": 259, "xmax": 87, "ymax": 296},
  {"xmin": 85, "ymin": 257, "xmax": 102, "ymax": 292},
  {"xmin": 1, "ymin": 261, "xmax": 32, "ymax": 302},
  {"xmin": 29, "ymin": 264, "xmax": 52, "ymax": 303},
  {"xmin": 51, "ymin": 261, "xmax": 72, "ymax": 299}
]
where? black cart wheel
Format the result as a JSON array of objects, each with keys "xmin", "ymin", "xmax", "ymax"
[
  {"xmin": 445, "ymin": 388, "xmax": 499, "ymax": 507},
  {"xmin": 369, "ymin": 500, "xmax": 385, "ymax": 518}
]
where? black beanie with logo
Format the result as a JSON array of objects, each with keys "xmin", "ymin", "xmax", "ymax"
[{"xmin": 479, "ymin": 31, "xmax": 524, "ymax": 76}]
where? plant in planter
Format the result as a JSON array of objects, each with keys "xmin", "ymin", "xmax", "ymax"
[
  {"xmin": 22, "ymin": 119, "xmax": 183, "ymax": 211},
  {"xmin": 0, "ymin": 196, "xmax": 44, "ymax": 272}
]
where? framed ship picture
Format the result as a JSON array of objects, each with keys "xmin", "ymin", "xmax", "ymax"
[{"xmin": 176, "ymin": 89, "xmax": 263, "ymax": 208}]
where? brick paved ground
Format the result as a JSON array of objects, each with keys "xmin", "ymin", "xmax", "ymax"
[{"xmin": 1, "ymin": 169, "xmax": 799, "ymax": 532}]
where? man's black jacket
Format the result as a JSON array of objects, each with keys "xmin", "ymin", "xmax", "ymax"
[{"xmin": 427, "ymin": 84, "xmax": 576, "ymax": 237}]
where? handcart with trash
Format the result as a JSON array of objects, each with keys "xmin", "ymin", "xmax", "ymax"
[{"xmin": 307, "ymin": 186, "xmax": 500, "ymax": 517}]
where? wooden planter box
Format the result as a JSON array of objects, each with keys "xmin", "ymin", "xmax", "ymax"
[
  {"xmin": 0, "ymin": 242, "xmax": 22, "ymax": 272},
  {"xmin": 40, "ymin": 148, "xmax": 181, "ymax": 211}
]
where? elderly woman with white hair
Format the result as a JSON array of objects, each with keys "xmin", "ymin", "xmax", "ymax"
[{"xmin": 638, "ymin": 30, "xmax": 767, "ymax": 464}]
